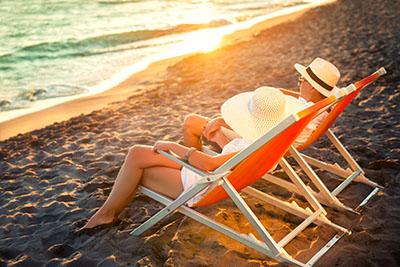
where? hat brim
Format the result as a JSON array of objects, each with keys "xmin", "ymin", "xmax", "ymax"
[
  {"xmin": 221, "ymin": 91, "xmax": 304, "ymax": 142},
  {"xmin": 294, "ymin": 63, "xmax": 338, "ymax": 97}
]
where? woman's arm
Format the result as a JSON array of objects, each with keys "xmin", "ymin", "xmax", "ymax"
[
  {"xmin": 203, "ymin": 117, "xmax": 233, "ymax": 138},
  {"xmin": 153, "ymin": 141, "xmax": 238, "ymax": 172},
  {"xmin": 188, "ymin": 150, "xmax": 238, "ymax": 172},
  {"xmin": 152, "ymin": 141, "xmax": 191, "ymax": 160},
  {"xmin": 207, "ymin": 127, "xmax": 231, "ymax": 150}
]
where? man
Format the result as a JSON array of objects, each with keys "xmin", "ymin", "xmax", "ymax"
[{"xmin": 182, "ymin": 57, "xmax": 341, "ymax": 151}]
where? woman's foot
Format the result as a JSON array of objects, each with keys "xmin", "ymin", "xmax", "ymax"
[
  {"xmin": 84, "ymin": 208, "xmax": 115, "ymax": 227},
  {"xmin": 75, "ymin": 210, "xmax": 120, "ymax": 235},
  {"xmin": 75, "ymin": 218, "xmax": 121, "ymax": 236}
]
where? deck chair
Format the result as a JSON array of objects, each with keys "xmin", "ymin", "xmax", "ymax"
[
  {"xmin": 262, "ymin": 67, "xmax": 386, "ymax": 213},
  {"xmin": 130, "ymin": 93, "xmax": 350, "ymax": 267}
]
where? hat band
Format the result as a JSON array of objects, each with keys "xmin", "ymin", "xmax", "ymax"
[{"xmin": 306, "ymin": 67, "xmax": 333, "ymax": 91}]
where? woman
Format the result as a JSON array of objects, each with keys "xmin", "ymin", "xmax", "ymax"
[{"xmin": 78, "ymin": 86, "xmax": 303, "ymax": 233}]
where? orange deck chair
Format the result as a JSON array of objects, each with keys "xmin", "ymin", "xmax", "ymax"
[
  {"xmin": 261, "ymin": 67, "xmax": 386, "ymax": 213},
  {"xmin": 131, "ymin": 93, "xmax": 350, "ymax": 267}
]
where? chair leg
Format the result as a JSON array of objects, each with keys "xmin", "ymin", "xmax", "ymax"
[
  {"xmin": 279, "ymin": 158, "xmax": 326, "ymax": 213},
  {"xmin": 220, "ymin": 177, "xmax": 282, "ymax": 256},
  {"xmin": 289, "ymin": 130, "xmax": 384, "ymax": 211},
  {"xmin": 136, "ymin": 185, "xmax": 308, "ymax": 266},
  {"xmin": 325, "ymin": 129, "xmax": 362, "ymax": 172},
  {"xmin": 136, "ymin": 181, "xmax": 349, "ymax": 266},
  {"xmin": 289, "ymin": 146, "xmax": 338, "ymax": 205},
  {"xmin": 131, "ymin": 182, "xmax": 210, "ymax": 236}
]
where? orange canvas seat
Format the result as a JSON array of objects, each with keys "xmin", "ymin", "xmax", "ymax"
[{"xmin": 130, "ymin": 93, "xmax": 350, "ymax": 266}]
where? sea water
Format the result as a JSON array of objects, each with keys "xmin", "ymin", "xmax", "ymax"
[{"xmin": 0, "ymin": 0, "xmax": 329, "ymax": 122}]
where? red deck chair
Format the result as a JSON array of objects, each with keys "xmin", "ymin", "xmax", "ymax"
[{"xmin": 262, "ymin": 67, "xmax": 386, "ymax": 212}]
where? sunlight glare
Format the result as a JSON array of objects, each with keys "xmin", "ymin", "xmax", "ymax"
[{"xmin": 183, "ymin": 29, "xmax": 222, "ymax": 53}]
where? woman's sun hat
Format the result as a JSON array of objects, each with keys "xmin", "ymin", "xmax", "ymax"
[
  {"xmin": 221, "ymin": 86, "xmax": 304, "ymax": 142},
  {"xmin": 294, "ymin": 57, "xmax": 341, "ymax": 97}
]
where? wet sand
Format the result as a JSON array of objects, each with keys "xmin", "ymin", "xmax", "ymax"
[{"xmin": 1, "ymin": 0, "xmax": 400, "ymax": 266}]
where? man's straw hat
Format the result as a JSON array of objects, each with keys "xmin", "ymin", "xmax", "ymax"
[{"xmin": 295, "ymin": 57, "xmax": 340, "ymax": 97}]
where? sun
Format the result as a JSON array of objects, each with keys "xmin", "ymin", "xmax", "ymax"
[
  {"xmin": 152, "ymin": 27, "xmax": 227, "ymax": 63},
  {"xmin": 184, "ymin": 29, "xmax": 222, "ymax": 53}
]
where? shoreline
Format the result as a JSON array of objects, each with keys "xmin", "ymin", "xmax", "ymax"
[
  {"xmin": 0, "ymin": 55, "xmax": 186, "ymax": 141},
  {"xmin": 0, "ymin": 0, "xmax": 334, "ymax": 141}
]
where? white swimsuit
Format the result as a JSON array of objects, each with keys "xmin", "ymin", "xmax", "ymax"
[{"xmin": 179, "ymin": 138, "xmax": 251, "ymax": 207}]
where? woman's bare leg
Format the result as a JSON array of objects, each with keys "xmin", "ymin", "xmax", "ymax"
[
  {"xmin": 82, "ymin": 144, "xmax": 182, "ymax": 229},
  {"xmin": 141, "ymin": 166, "xmax": 183, "ymax": 199}
]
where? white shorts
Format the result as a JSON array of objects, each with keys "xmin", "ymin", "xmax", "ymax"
[{"xmin": 179, "ymin": 167, "xmax": 216, "ymax": 207}]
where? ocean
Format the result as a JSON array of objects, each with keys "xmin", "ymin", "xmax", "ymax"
[{"xmin": 0, "ymin": 0, "xmax": 329, "ymax": 122}]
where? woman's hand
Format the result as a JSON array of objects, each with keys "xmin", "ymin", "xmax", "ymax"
[
  {"xmin": 202, "ymin": 117, "xmax": 224, "ymax": 140},
  {"xmin": 152, "ymin": 141, "xmax": 175, "ymax": 154}
]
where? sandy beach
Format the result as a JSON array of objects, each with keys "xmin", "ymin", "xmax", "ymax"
[{"xmin": 1, "ymin": 0, "xmax": 400, "ymax": 266}]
